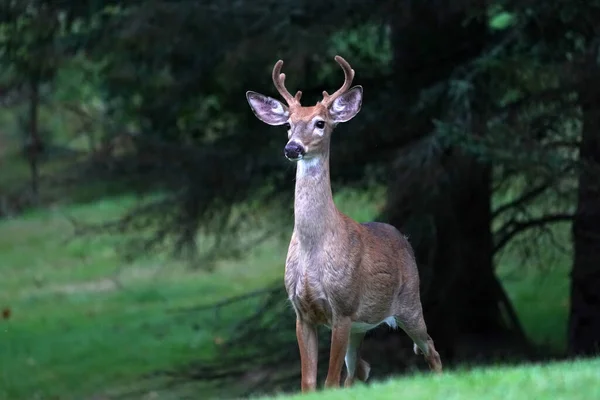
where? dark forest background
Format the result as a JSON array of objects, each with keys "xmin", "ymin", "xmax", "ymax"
[{"xmin": 1, "ymin": 0, "xmax": 599, "ymax": 399}]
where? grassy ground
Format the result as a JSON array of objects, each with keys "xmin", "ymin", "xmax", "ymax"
[
  {"xmin": 258, "ymin": 358, "xmax": 600, "ymax": 400},
  {"xmin": 0, "ymin": 197, "xmax": 278, "ymax": 399},
  {"xmin": 0, "ymin": 176, "xmax": 573, "ymax": 399},
  {"xmin": 0, "ymin": 189, "xmax": 383, "ymax": 399}
]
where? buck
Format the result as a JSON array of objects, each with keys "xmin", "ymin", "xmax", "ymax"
[{"xmin": 246, "ymin": 55, "xmax": 442, "ymax": 392}]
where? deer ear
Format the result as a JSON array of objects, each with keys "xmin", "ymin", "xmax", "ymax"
[
  {"xmin": 329, "ymin": 86, "xmax": 363, "ymax": 123},
  {"xmin": 246, "ymin": 91, "xmax": 289, "ymax": 126}
]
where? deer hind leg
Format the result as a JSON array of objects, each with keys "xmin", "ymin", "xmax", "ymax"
[
  {"xmin": 395, "ymin": 314, "xmax": 443, "ymax": 373},
  {"xmin": 344, "ymin": 331, "xmax": 371, "ymax": 387}
]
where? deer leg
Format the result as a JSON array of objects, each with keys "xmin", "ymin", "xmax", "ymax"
[
  {"xmin": 396, "ymin": 314, "xmax": 443, "ymax": 373},
  {"xmin": 324, "ymin": 317, "xmax": 352, "ymax": 389},
  {"xmin": 344, "ymin": 331, "xmax": 371, "ymax": 387},
  {"xmin": 296, "ymin": 318, "xmax": 319, "ymax": 392},
  {"xmin": 356, "ymin": 358, "xmax": 371, "ymax": 382},
  {"xmin": 413, "ymin": 332, "xmax": 442, "ymax": 373}
]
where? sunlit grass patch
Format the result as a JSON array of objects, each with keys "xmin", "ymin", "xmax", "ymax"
[{"xmin": 259, "ymin": 358, "xmax": 600, "ymax": 400}]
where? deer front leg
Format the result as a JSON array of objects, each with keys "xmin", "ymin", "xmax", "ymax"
[
  {"xmin": 324, "ymin": 316, "xmax": 352, "ymax": 389},
  {"xmin": 296, "ymin": 318, "xmax": 319, "ymax": 392}
]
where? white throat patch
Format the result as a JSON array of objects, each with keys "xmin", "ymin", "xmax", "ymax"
[{"xmin": 297, "ymin": 157, "xmax": 321, "ymax": 178}]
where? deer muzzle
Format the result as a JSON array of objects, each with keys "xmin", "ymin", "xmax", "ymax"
[{"xmin": 284, "ymin": 141, "xmax": 306, "ymax": 161}]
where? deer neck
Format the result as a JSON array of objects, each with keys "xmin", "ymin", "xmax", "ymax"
[{"xmin": 293, "ymin": 154, "xmax": 339, "ymax": 244}]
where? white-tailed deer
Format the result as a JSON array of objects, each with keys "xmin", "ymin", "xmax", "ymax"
[{"xmin": 246, "ymin": 55, "xmax": 442, "ymax": 392}]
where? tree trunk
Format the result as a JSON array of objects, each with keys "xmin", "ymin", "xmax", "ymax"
[
  {"xmin": 375, "ymin": 0, "xmax": 527, "ymax": 363},
  {"xmin": 568, "ymin": 80, "xmax": 600, "ymax": 356},
  {"xmin": 382, "ymin": 154, "xmax": 526, "ymax": 361},
  {"xmin": 26, "ymin": 76, "xmax": 42, "ymax": 203}
]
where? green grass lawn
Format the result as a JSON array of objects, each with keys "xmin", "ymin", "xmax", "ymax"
[
  {"xmin": 0, "ymin": 190, "xmax": 382, "ymax": 399},
  {"xmin": 258, "ymin": 358, "xmax": 600, "ymax": 400},
  {"xmin": 0, "ymin": 187, "xmax": 575, "ymax": 399},
  {"xmin": 0, "ymin": 196, "xmax": 284, "ymax": 399}
]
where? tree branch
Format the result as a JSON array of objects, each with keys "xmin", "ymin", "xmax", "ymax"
[
  {"xmin": 493, "ymin": 183, "xmax": 551, "ymax": 218},
  {"xmin": 168, "ymin": 286, "xmax": 281, "ymax": 315},
  {"xmin": 494, "ymin": 213, "xmax": 574, "ymax": 254}
]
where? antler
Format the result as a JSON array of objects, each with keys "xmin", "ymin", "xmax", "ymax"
[
  {"xmin": 272, "ymin": 60, "xmax": 302, "ymax": 108},
  {"xmin": 320, "ymin": 55, "xmax": 355, "ymax": 107}
]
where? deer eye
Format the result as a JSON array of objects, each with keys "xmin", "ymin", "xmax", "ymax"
[
  {"xmin": 315, "ymin": 120, "xmax": 325, "ymax": 129},
  {"xmin": 284, "ymin": 123, "xmax": 291, "ymax": 130}
]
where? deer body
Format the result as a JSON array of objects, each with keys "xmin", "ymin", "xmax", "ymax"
[
  {"xmin": 246, "ymin": 56, "xmax": 442, "ymax": 393},
  {"xmin": 286, "ymin": 158, "xmax": 415, "ymax": 330}
]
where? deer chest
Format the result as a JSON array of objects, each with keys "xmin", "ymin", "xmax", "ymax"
[
  {"xmin": 284, "ymin": 250, "xmax": 357, "ymax": 325},
  {"xmin": 285, "ymin": 272, "xmax": 330, "ymax": 324}
]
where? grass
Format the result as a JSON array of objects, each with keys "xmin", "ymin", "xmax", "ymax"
[
  {"xmin": 258, "ymin": 358, "xmax": 600, "ymax": 400},
  {"xmin": 0, "ymin": 196, "xmax": 279, "ymax": 399},
  {"xmin": 0, "ymin": 175, "xmax": 574, "ymax": 399},
  {"xmin": 0, "ymin": 189, "xmax": 383, "ymax": 399}
]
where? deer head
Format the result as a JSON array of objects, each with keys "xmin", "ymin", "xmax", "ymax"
[{"xmin": 246, "ymin": 56, "xmax": 363, "ymax": 161}]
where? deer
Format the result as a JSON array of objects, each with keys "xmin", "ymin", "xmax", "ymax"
[{"xmin": 245, "ymin": 55, "xmax": 442, "ymax": 392}]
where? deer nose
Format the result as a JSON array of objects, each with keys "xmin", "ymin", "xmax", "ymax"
[{"xmin": 284, "ymin": 141, "xmax": 305, "ymax": 160}]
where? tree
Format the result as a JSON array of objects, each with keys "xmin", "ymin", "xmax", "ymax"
[
  {"xmin": 381, "ymin": 0, "xmax": 525, "ymax": 361},
  {"xmin": 569, "ymin": 52, "xmax": 600, "ymax": 356},
  {"xmin": 0, "ymin": 1, "xmax": 78, "ymax": 203}
]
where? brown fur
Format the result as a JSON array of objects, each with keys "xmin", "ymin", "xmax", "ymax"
[
  {"xmin": 283, "ymin": 114, "xmax": 442, "ymax": 391},
  {"xmin": 247, "ymin": 56, "xmax": 442, "ymax": 393}
]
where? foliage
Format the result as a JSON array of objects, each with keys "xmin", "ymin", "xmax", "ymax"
[{"xmin": 0, "ymin": 0, "xmax": 589, "ymax": 263}]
